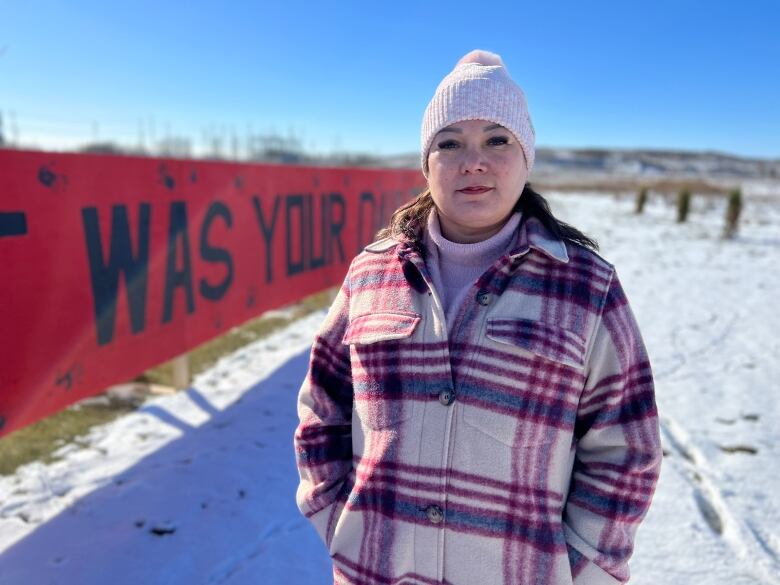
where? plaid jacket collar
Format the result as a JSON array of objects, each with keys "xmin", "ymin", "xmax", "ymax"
[
  {"xmin": 508, "ymin": 216, "xmax": 569, "ymax": 263},
  {"xmin": 364, "ymin": 215, "xmax": 570, "ymax": 265}
]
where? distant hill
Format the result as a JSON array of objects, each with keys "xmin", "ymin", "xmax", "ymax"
[
  {"xmin": 373, "ymin": 148, "xmax": 780, "ymax": 194},
  {"xmin": 533, "ymin": 148, "xmax": 780, "ymax": 179}
]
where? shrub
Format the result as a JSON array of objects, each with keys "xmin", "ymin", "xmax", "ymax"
[
  {"xmin": 724, "ymin": 188, "xmax": 742, "ymax": 238},
  {"xmin": 677, "ymin": 189, "xmax": 691, "ymax": 223},
  {"xmin": 635, "ymin": 187, "xmax": 648, "ymax": 214}
]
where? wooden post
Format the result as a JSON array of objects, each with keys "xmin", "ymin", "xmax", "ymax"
[
  {"xmin": 172, "ymin": 354, "xmax": 190, "ymax": 390},
  {"xmin": 676, "ymin": 189, "xmax": 691, "ymax": 223},
  {"xmin": 635, "ymin": 187, "xmax": 648, "ymax": 214}
]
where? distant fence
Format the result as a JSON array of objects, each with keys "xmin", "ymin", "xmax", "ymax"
[{"xmin": 0, "ymin": 149, "xmax": 424, "ymax": 437}]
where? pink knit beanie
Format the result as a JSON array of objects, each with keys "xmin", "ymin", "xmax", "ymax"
[{"xmin": 421, "ymin": 50, "xmax": 535, "ymax": 177}]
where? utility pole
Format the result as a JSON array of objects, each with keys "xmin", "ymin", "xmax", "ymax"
[
  {"xmin": 231, "ymin": 126, "xmax": 239, "ymax": 160},
  {"xmin": 10, "ymin": 111, "xmax": 19, "ymax": 145},
  {"xmin": 137, "ymin": 119, "xmax": 146, "ymax": 153}
]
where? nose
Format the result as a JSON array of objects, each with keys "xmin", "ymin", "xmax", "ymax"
[{"xmin": 459, "ymin": 146, "xmax": 487, "ymax": 174}]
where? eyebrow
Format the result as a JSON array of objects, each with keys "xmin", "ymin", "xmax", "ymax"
[{"xmin": 438, "ymin": 123, "xmax": 503, "ymax": 134}]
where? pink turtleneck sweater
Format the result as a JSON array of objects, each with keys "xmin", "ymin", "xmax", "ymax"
[{"xmin": 423, "ymin": 210, "xmax": 522, "ymax": 333}]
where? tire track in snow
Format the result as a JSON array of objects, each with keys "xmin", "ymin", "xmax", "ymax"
[
  {"xmin": 660, "ymin": 415, "xmax": 780, "ymax": 584},
  {"xmin": 655, "ymin": 303, "xmax": 780, "ymax": 583}
]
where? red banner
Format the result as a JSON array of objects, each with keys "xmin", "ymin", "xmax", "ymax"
[{"xmin": 0, "ymin": 149, "xmax": 424, "ymax": 437}]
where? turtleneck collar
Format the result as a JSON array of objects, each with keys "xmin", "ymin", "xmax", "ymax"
[{"xmin": 426, "ymin": 210, "xmax": 522, "ymax": 268}]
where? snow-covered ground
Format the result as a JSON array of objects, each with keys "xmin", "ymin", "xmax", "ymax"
[
  {"xmin": 1, "ymin": 190, "xmax": 779, "ymax": 584},
  {"xmin": 549, "ymin": 191, "xmax": 780, "ymax": 584}
]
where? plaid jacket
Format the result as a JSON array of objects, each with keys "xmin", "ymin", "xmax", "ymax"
[{"xmin": 295, "ymin": 216, "xmax": 661, "ymax": 585}]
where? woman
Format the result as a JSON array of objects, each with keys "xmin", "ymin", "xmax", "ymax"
[{"xmin": 295, "ymin": 50, "xmax": 661, "ymax": 585}]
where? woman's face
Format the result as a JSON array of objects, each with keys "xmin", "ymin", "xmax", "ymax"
[{"xmin": 427, "ymin": 119, "xmax": 529, "ymax": 243}]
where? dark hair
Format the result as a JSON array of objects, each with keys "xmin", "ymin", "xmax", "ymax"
[{"xmin": 375, "ymin": 183, "xmax": 599, "ymax": 252}]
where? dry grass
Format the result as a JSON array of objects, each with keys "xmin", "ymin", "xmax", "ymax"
[
  {"xmin": 532, "ymin": 177, "xmax": 738, "ymax": 196},
  {"xmin": 0, "ymin": 403, "xmax": 136, "ymax": 476},
  {"xmin": 137, "ymin": 288, "xmax": 335, "ymax": 387}
]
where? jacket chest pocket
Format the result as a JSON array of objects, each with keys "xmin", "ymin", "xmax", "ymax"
[
  {"xmin": 342, "ymin": 312, "xmax": 421, "ymax": 430},
  {"xmin": 461, "ymin": 318, "xmax": 587, "ymax": 447}
]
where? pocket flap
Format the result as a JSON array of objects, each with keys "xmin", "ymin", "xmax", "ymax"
[
  {"xmin": 342, "ymin": 312, "xmax": 421, "ymax": 345},
  {"xmin": 486, "ymin": 318, "xmax": 586, "ymax": 368}
]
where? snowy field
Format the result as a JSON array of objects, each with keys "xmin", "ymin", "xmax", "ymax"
[{"xmin": 1, "ymin": 190, "xmax": 779, "ymax": 584}]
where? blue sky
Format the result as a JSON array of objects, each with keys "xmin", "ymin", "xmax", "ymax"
[{"xmin": 1, "ymin": 0, "xmax": 778, "ymax": 158}]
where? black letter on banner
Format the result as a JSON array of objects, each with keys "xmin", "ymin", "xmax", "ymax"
[
  {"xmin": 199, "ymin": 201, "xmax": 234, "ymax": 301},
  {"xmin": 82, "ymin": 204, "xmax": 151, "ymax": 346},
  {"xmin": 394, "ymin": 190, "xmax": 404, "ymax": 212},
  {"xmin": 329, "ymin": 192, "xmax": 345, "ymax": 263},
  {"xmin": 251, "ymin": 195, "xmax": 280, "ymax": 284},
  {"xmin": 286, "ymin": 195, "xmax": 305, "ymax": 276},
  {"xmin": 162, "ymin": 201, "xmax": 195, "ymax": 323},
  {"xmin": 357, "ymin": 191, "xmax": 376, "ymax": 253},
  {"xmin": 308, "ymin": 193, "xmax": 326, "ymax": 269},
  {"xmin": 380, "ymin": 191, "xmax": 401, "ymax": 228},
  {"xmin": 378, "ymin": 192, "xmax": 389, "ymax": 228}
]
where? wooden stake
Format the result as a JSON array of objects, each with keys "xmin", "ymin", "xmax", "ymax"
[{"xmin": 172, "ymin": 354, "xmax": 190, "ymax": 390}]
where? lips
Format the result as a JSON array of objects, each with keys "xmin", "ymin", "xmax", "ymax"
[{"xmin": 457, "ymin": 186, "xmax": 493, "ymax": 194}]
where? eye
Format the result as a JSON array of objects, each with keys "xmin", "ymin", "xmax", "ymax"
[
  {"xmin": 487, "ymin": 135, "xmax": 510, "ymax": 146},
  {"xmin": 436, "ymin": 139, "xmax": 459, "ymax": 150}
]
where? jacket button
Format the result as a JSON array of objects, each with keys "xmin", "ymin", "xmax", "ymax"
[
  {"xmin": 476, "ymin": 289, "xmax": 490, "ymax": 306},
  {"xmin": 426, "ymin": 505, "xmax": 444, "ymax": 524},
  {"xmin": 438, "ymin": 389, "xmax": 455, "ymax": 406}
]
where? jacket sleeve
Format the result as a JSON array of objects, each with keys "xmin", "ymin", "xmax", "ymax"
[
  {"xmin": 294, "ymin": 275, "xmax": 354, "ymax": 549},
  {"xmin": 564, "ymin": 270, "xmax": 662, "ymax": 584}
]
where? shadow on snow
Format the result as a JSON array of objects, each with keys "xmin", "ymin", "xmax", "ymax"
[{"xmin": 0, "ymin": 348, "xmax": 332, "ymax": 585}]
